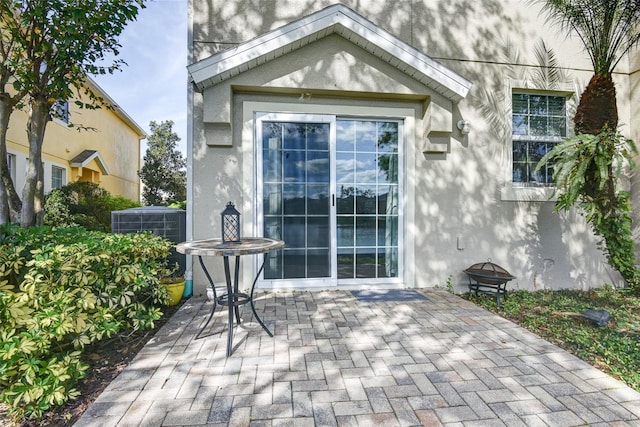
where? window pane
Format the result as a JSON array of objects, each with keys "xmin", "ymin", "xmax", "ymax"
[
  {"xmin": 283, "ymin": 123, "xmax": 305, "ymax": 149},
  {"xmin": 529, "ymin": 95, "xmax": 546, "ymax": 115},
  {"xmin": 306, "ymin": 150, "xmax": 329, "ymax": 183},
  {"xmin": 307, "ymin": 216, "xmax": 329, "ymax": 248},
  {"xmin": 336, "ymin": 152, "xmax": 355, "ymax": 184},
  {"xmin": 337, "ymin": 216, "xmax": 354, "ymax": 247},
  {"xmin": 355, "ymin": 121, "xmax": 377, "ymax": 152},
  {"xmin": 337, "ymin": 250, "xmax": 354, "ymax": 279},
  {"xmin": 513, "ymin": 163, "xmax": 527, "ymax": 183},
  {"xmin": 283, "ymin": 184, "xmax": 305, "ymax": 214},
  {"xmin": 283, "ymin": 249, "xmax": 305, "ymax": 278},
  {"xmin": 512, "ymin": 114, "xmax": 528, "ymax": 135},
  {"xmin": 263, "ymin": 184, "xmax": 281, "ymax": 215},
  {"xmin": 355, "ymin": 216, "xmax": 376, "ymax": 246},
  {"xmin": 283, "ymin": 216, "xmax": 305, "ymax": 248},
  {"xmin": 512, "ymin": 94, "xmax": 529, "ymax": 114},
  {"xmin": 307, "ymin": 184, "xmax": 328, "ymax": 215},
  {"xmin": 377, "ymin": 122, "xmax": 398, "ymax": 153},
  {"xmin": 355, "ymin": 152, "xmax": 377, "ymax": 183},
  {"xmin": 355, "ymin": 248, "xmax": 376, "ymax": 278},
  {"xmin": 263, "ymin": 148, "xmax": 281, "ymax": 182},
  {"xmin": 513, "ymin": 141, "xmax": 527, "ymax": 162},
  {"xmin": 336, "ymin": 121, "xmax": 355, "ymax": 151},
  {"xmin": 548, "ymin": 96, "xmax": 566, "ymax": 115},
  {"xmin": 528, "ymin": 141, "xmax": 548, "ymax": 164},
  {"xmin": 549, "ymin": 117, "xmax": 567, "ymax": 137},
  {"xmin": 355, "ymin": 185, "xmax": 376, "ymax": 214},
  {"xmin": 529, "ymin": 116, "xmax": 547, "ymax": 136},
  {"xmin": 336, "ymin": 186, "xmax": 355, "ymax": 214},
  {"xmin": 306, "ymin": 124, "xmax": 329, "ymax": 150},
  {"xmin": 378, "ymin": 248, "xmax": 398, "ymax": 278},
  {"xmin": 51, "ymin": 166, "xmax": 65, "ymax": 189},
  {"xmin": 283, "ymin": 150, "xmax": 305, "ymax": 182},
  {"xmin": 512, "ymin": 93, "xmax": 567, "ymax": 186}
]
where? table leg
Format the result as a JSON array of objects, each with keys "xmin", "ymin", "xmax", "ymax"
[
  {"xmin": 233, "ymin": 256, "xmax": 241, "ymax": 324},
  {"xmin": 197, "ymin": 252, "xmax": 274, "ymax": 356},
  {"xmin": 249, "ymin": 253, "xmax": 273, "ymax": 337},
  {"xmin": 195, "ymin": 256, "xmax": 218, "ymax": 340},
  {"xmin": 223, "ymin": 256, "xmax": 235, "ymax": 357}
]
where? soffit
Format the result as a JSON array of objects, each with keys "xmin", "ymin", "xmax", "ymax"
[{"xmin": 188, "ymin": 4, "xmax": 471, "ymax": 102}]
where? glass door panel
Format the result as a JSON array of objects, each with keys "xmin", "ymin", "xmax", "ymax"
[
  {"xmin": 260, "ymin": 119, "xmax": 332, "ymax": 282},
  {"xmin": 258, "ymin": 114, "xmax": 401, "ymax": 286},
  {"xmin": 336, "ymin": 120, "xmax": 399, "ymax": 280}
]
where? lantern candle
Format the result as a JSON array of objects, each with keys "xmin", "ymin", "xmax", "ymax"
[{"xmin": 221, "ymin": 201, "xmax": 241, "ymax": 244}]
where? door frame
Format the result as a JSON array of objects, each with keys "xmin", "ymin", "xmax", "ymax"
[
  {"xmin": 242, "ymin": 100, "xmax": 415, "ymax": 290},
  {"xmin": 255, "ymin": 112, "xmax": 338, "ymax": 288}
]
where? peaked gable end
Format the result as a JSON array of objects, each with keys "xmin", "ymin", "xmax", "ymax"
[{"xmin": 188, "ymin": 4, "xmax": 471, "ymax": 103}]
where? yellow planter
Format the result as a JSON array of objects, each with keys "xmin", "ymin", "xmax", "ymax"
[{"xmin": 161, "ymin": 279, "xmax": 185, "ymax": 306}]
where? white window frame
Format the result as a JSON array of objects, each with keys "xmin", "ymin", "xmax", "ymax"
[
  {"xmin": 501, "ymin": 81, "xmax": 574, "ymax": 202},
  {"xmin": 51, "ymin": 165, "xmax": 67, "ymax": 190},
  {"xmin": 6, "ymin": 153, "xmax": 15, "ymax": 183},
  {"xmin": 52, "ymin": 100, "xmax": 70, "ymax": 125}
]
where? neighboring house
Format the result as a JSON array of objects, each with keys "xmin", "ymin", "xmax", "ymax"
[
  {"xmin": 186, "ymin": 1, "xmax": 640, "ymax": 295},
  {"xmin": 6, "ymin": 77, "xmax": 146, "ymax": 202}
]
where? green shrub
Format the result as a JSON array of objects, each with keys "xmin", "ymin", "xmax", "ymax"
[
  {"xmin": 0, "ymin": 225, "xmax": 171, "ymax": 420},
  {"xmin": 168, "ymin": 200, "xmax": 186, "ymax": 210},
  {"xmin": 43, "ymin": 181, "xmax": 141, "ymax": 232}
]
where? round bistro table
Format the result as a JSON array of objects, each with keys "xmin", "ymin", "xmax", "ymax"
[{"xmin": 176, "ymin": 237, "xmax": 285, "ymax": 357}]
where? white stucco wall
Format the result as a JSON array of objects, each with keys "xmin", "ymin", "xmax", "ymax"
[{"xmin": 187, "ymin": 0, "xmax": 633, "ymax": 296}]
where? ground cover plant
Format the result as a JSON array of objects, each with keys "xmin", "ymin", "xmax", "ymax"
[
  {"xmin": 0, "ymin": 225, "xmax": 171, "ymax": 421},
  {"xmin": 465, "ymin": 286, "xmax": 640, "ymax": 391}
]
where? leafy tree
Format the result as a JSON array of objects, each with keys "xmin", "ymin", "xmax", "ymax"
[
  {"xmin": 535, "ymin": 0, "xmax": 640, "ymax": 290},
  {"xmin": 0, "ymin": 0, "xmax": 146, "ymax": 227},
  {"xmin": 138, "ymin": 120, "xmax": 186, "ymax": 206}
]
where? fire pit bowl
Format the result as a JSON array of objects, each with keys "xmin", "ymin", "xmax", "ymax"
[{"xmin": 464, "ymin": 261, "xmax": 515, "ymax": 307}]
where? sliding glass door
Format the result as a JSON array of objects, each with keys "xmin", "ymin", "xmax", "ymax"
[{"xmin": 257, "ymin": 113, "xmax": 401, "ymax": 287}]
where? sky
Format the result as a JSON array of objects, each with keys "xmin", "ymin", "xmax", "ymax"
[{"xmin": 92, "ymin": 0, "xmax": 188, "ymax": 154}]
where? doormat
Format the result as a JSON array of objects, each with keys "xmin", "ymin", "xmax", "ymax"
[{"xmin": 351, "ymin": 289, "xmax": 429, "ymax": 302}]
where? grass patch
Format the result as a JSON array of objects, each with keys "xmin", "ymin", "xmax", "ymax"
[{"xmin": 464, "ymin": 286, "xmax": 640, "ymax": 391}]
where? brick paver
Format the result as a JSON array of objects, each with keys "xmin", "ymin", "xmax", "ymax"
[{"xmin": 75, "ymin": 290, "xmax": 640, "ymax": 426}]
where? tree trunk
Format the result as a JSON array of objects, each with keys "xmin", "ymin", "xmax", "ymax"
[
  {"xmin": 20, "ymin": 98, "xmax": 49, "ymax": 227},
  {"xmin": 574, "ymin": 73, "xmax": 618, "ymax": 135},
  {"xmin": 575, "ymin": 73, "xmax": 620, "ymax": 215},
  {"xmin": 0, "ymin": 97, "xmax": 11, "ymax": 224},
  {"xmin": 0, "ymin": 94, "xmax": 23, "ymax": 223}
]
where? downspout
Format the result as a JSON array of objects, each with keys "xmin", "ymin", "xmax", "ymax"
[{"xmin": 183, "ymin": 0, "xmax": 194, "ymax": 297}]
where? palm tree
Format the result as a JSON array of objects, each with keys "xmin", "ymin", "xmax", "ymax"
[
  {"xmin": 538, "ymin": 0, "xmax": 640, "ymax": 134},
  {"xmin": 535, "ymin": 0, "xmax": 640, "ymax": 290}
]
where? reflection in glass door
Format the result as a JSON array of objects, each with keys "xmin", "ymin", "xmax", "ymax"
[
  {"xmin": 336, "ymin": 120, "xmax": 399, "ymax": 281},
  {"xmin": 260, "ymin": 118, "xmax": 333, "ymax": 282},
  {"xmin": 257, "ymin": 114, "xmax": 401, "ymax": 286}
]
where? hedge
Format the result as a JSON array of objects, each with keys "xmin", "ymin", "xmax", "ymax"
[{"xmin": 0, "ymin": 225, "xmax": 171, "ymax": 420}]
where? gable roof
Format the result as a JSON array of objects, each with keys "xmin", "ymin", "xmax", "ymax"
[
  {"xmin": 70, "ymin": 149, "xmax": 110, "ymax": 175},
  {"xmin": 188, "ymin": 4, "xmax": 472, "ymax": 102}
]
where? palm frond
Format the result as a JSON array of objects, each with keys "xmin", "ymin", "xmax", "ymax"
[{"xmin": 535, "ymin": 0, "xmax": 640, "ymax": 74}]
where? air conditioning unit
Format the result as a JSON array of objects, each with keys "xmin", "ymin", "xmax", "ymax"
[{"xmin": 111, "ymin": 206, "xmax": 186, "ymax": 276}]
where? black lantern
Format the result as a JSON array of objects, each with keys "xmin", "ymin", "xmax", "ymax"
[{"xmin": 221, "ymin": 201, "xmax": 241, "ymax": 244}]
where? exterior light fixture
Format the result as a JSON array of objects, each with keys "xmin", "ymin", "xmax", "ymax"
[
  {"xmin": 457, "ymin": 119, "xmax": 471, "ymax": 135},
  {"xmin": 221, "ymin": 201, "xmax": 241, "ymax": 244}
]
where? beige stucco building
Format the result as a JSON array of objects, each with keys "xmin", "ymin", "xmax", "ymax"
[
  {"xmin": 186, "ymin": 1, "xmax": 640, "ymax": 296},
  {"xmin": 6, "ymin": 77, "xmax": 145, "ymax": 202}
]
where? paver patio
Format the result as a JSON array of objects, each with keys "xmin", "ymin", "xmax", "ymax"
[{"xmin": 74, "ymin": 289, "xmax": 640, "ymax": 426}]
